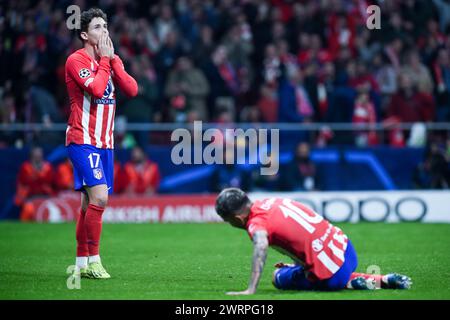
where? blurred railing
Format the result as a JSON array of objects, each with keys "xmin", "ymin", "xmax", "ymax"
[
  {"xmin": 1, "ymin": 122, "xmax": 450, "ymax": 131},
  {"xmin": 1, "ymin": 122, "xmax": 449, "ymax": 147}
]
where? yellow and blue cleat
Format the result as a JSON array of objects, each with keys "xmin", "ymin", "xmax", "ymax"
[
  {"xmin": 71, "ymin": 267, "xmax": 89, "ymax": 278},
  {"xmin": 85, "ymin": 262, "xmax": 111, "ymax": 279}
]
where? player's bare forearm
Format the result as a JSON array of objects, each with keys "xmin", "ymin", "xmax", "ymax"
[
  {"xmin": 248, "ymin": 230, "xmax": 269, "ymax": 292},
  {"xmin": 226, "ymin": 230, "xmax": 268, "ymax": 296}
]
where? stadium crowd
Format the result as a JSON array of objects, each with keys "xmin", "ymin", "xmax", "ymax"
[
  {"xmin": 15, "ymin": 146, "xmax": 161, "ymax": 202},
  {"xmin": 0, "ymin": 0, "xmax": 450, "ymax": 146},
  {"xmin": 1, "ymin": 0, "xmax": 450, "ymax": 204}
]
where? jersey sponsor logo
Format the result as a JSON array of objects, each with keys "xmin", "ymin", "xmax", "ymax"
[
  {"xmin": 93, "ymin": 168, "xmax": 103, "ymax": 180},
  {"xmin": 79, "ymin": 68, "xmax": 91, "ymax": 79},
  {"xmin": 94, "ymin": 98, "xmax": 116, "ymax": 104}
]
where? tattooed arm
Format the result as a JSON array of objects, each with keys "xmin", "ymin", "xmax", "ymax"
[{"xmin": 226, "ymin": 230, "xmax": 269, "ymax": 295}]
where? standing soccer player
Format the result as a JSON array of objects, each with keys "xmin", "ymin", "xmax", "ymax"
[
  {"xmin": 65, "ymin": 8, "xmax": 138, "ymax": 278},
  {"xmin": 215, "ymin": 188, "xmax": 412, "ymax": 295}
]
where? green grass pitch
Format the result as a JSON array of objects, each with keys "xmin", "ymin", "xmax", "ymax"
[{"xmin": 0, "ymin": 222, "xmax": 449, "ymax": 300}]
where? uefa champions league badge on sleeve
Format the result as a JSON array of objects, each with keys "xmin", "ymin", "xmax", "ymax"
[
  {"xmin": 93, "ymin": 168, "xmax": 103, "ymax": 180},
  {"xmin": 79, "ymin": 68, "xmax": 91, "ymax": 79}
]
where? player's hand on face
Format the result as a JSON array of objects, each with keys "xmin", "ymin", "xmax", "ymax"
[
  {"xmin": 96, "ymin": 33, "xmax": 105, "ymax": 57},
  {"xmin": 107, "ymin": 36, "xmax": 115, "ymax": 59},
  {"xmin": 226, "ymin": 289, "xmax": 254, "ymax": 296},
  {"xmin": 97, "ymin": 33, "xmax": 112, "ymax": 58}
]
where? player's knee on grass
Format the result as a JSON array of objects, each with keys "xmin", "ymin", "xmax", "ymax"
[
  {"xmin": 272, "ymin": 269, "xmax": 279, "ymax": 288},
  {"xmin": 273, "ymin": 265, "xmax": 316, "ymax": 291},
  {"xmin": 272, "ymin": 266, "xmax": 298, "ymax": 290}
]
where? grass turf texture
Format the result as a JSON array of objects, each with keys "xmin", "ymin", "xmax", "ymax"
[{"xmin": 0, "ymin": 222, "xmax": 449, "ymax": 300}]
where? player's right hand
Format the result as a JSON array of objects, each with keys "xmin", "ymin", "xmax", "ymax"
[{"xmin": 96, "ymin": 33, "xmax": 113, "ymax": 58}]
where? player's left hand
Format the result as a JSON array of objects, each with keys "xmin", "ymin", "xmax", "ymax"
[
  {"xmin": 107, "ymin": 36, "xmax": 115, "ymax": 59},
  {"xmin": 226, "ymin": 289, "xmax": 255, "ymax": 296}
]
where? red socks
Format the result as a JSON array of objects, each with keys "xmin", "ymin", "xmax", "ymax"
[
  {"xmin": 76, "ymin": 209, "xmax": 89, "ymax": 257},
  {"xmin": 84, "ymin": 204, "xmax": 105, "ymax": 256}
]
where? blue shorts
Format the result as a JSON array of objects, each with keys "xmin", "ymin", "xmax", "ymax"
[
  {"xmin": 273, "ymin": 240, "xmax": 358, "ymax": 291},
  {"xmin": 67, "ymin": 144, "xmax": 114, "ymax": 195}
]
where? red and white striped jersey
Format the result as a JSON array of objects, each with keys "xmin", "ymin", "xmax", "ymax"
[
  {"xmin": 246, "ymin": 198, "xmax": 349, "ymax": 281},
  {"xmin": 65, "ymin": 48, "xmax": 138, "ymax": 149}
]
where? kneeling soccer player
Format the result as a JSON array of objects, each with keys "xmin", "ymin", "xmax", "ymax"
[{"xmin": 215, "ymin": 188, "xmax": 412, "ymax": 295}]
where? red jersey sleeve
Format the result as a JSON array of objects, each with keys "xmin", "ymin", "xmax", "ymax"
[
  {"xmin": 246, "ymin": 204, "xmax": 270, "ymax": 240},
  {"xmin": 111, "ymin": 55, "xmax": 138, "ymax": 98},
  {"xmin": 66, "ymin": 54, "xmax": 111, "ymax": 98}
]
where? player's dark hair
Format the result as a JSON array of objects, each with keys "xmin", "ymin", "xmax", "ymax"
[
  {"xmin": 215, "ymin": 188, "xmax": 251, "ymax": 219},
  {"xmin": 79, "ymin": 8, "xmax": 108, "ymax": 41}
]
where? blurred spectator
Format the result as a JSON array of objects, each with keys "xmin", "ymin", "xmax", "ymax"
[
  {"xmin": 384, "ymin": 37, "xmax": 404, "ymax": 71},
  {"xmin": 401, "ymin": 50, "xmax": 434, "ymax": 94},
  {"xmin": 154, "ymin": 29, "xmax": 185, "ymax": 90},
  {"xmin": 123, "ymin": 146, "xmax": 161, "ymax": 195},
  {"xmin": 432, "ymin": 0, "xmax": 450, "ymax": 32},
  {"xmin": 0, "ymin": 91, "xmax": 20, "ymax": 147},
  {"xmin": 387, "ymin": 72, "xmax": 435, "ymax": 123},
  {"xmin": 382, "ymin": 116, "xmax": 406, "ymax": 148},
  {"xmin": 15, "ymin": 146, "xmax": 54, "ymax": 207},
  {"xmin": 372, "ymin": 53, "xmax": 398, "ymax": 111},
  {"xmin": 413, "ymin": 141, "xmax": 450, "ymax": 189},
  {"xmin": 122, "ymin": 55, "xmax": 159, "ymax": 146},
  {"xmin": 221, "ymin": 16, "xmax": 253, "ymax": 79},
  {"xmin": 201, "ymin": 45, "xmax": 238, "ymax": 118},
  {"xmin": 210, "ymin": 147, "xmax": 251, "ymax": 192},
  {"xmin": 446, "ymin": 137, "xmax": 450, "ymax": 162},
  {"xmin": 355, "ymin": 29, "xmax": 381, "ymax": 64},
  {"xmin": 54, "ymin": 158, "xmax": 73, "ymax": 192},
  {"xmin": 282, "ymin": 142, "xmax": 319, "ymax": 191},
  {"xmin": 165, "ymin": 56, "xmax": 210, "ymax": 122},
  {"xmin": 303, "ymin": 61, "xmax": 335, "ymax": 122},
  {"xmin": 250, "ymin": 152, "xmax": 281, "ymax": 191},
  {"xmin": 240, "ymin": 105, "xmax": 262, "ymax": 123},
  {"xmin": 257, "ymin": 84, "xmax": 278, "ymax": 123},
  {"xmin": 352, "ymin": 88, "xmax": 378, "ymax": 147},
  {"xmin": 191, "ymin": 25, "xmax": 215, "ymax": 66},
  {"xmin": 114, "ymin": 116, "xmax": 138, "ymax": 150},
  {"xmin": 297, "ymin": 33, "xmax": 332, "ymax": 67},
  {"xmin": 433, "ymin": 48, "xmax": 450, "ymax": 122},
  {"xmin": 327, "ymin": 13, "xmax": 356, "ymax": 60},
  {"xmin": 348, "ymin": 60, "xmax": 380, "ymax": 94},
  {"xmin": 262, "ymin": 43, "xmax": 281, "ymax": 87},
  {"xmin": 154, "ymin": 3, "xmax": 178, "ymax": 44},
  {"xmin": 277, "ymin": 66, "xmax": 314, "ymax": 122},
  {"xmin": 276, "ymin": 39, "xmax": 298, "ymax": 78},
  {"xmin": 114, "ymin": 159, "xmax": 129, "ymax": 195}
]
